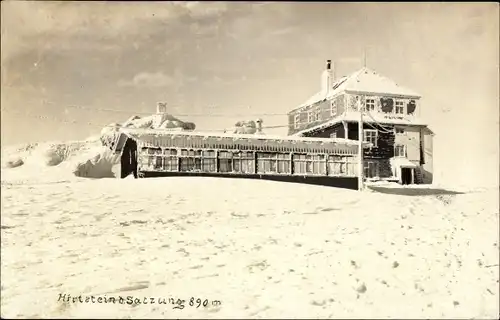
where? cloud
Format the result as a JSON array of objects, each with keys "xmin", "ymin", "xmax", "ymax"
[
  {"xmin": 267, "ymin": 26, "xmax": 298, "ymax": 37},
  {"xmin": 1, "ymin": 1, "xmax": 232, "ymax": 61},
  {"xmin": 181, "ymin": 1, "xmax": 229, "ymax": 19},
  {"xmin": 118, "ymin": 72, "xmax": 174, "ymax": 88}
]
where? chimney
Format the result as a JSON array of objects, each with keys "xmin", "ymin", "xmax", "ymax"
[
  {"xmin": 321, "ymin": 59, "xmax": 334, "ymax": 95},
  {"xmin": 256, "ymin": 118, "xmax": 263, "ymax": 134},
  {"xmin": 157, "ymin": 102, "xmax": 167, "ymax": 114}
]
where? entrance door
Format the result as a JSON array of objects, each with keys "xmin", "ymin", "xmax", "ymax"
[
  {"xmin": 401, "ymin": 167, "xmax": 413, "ymax": 185},
  {"xmin": 120, "ymin": 138, "xmax": 138, "ymax": 179}
]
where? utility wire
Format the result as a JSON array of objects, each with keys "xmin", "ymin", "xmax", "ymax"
[
  {"xmin": 1, "ymin": 108, "xmax": 289, "ymax": 131},
  {"xmin": 364, "ymin": 110, "xmax": 398, "ymax": 133},
  {"xmin": 65, "ymin": 105, "xmax": 289, "ymax": 117}
]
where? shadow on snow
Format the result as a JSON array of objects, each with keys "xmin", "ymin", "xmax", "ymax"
[{"xmin": 367, "ymin": 186, "xmax": 465, "ymax": 196}]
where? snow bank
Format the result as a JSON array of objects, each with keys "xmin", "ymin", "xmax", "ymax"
[
  {"xmin": 30, "ymin": 148, "xmax": 63, "ymax": 166},
  {"xmin": 69, "ymin": 145, "xmax": 120, "ymax": 179},
  {"xmin": 24, "ymin": 140, "xmax": 102, "ymax": 168},
  {"xmin": 3, "ymin": 157, "xmax": 24, "ymax": 169},
  {"xmin": 1, "ymin": 137, "xmax": 122, "ymax": 180}
]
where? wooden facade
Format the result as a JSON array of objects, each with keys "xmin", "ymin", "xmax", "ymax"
[
  {"xmin": 285, "ymin": 64, "xmax": 434, "ymax": 185},
  {"xmin": 109, "ymin": 129, "xmax": 365, "ymax": 190}
]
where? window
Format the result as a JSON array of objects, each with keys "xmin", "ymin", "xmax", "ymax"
[
  {"xmin": 394, "ymin": 145, "xmax": 406, "ymax": 157},
  {"xmin": 327, "ymin": 155, "xmax": 347, "ymax": 176},
  {"xmin": 395, "ymin": 128, "xmax": 404, "ymax": 134},
  {"xmin": 179, "ymin": 149, "xmax": 202, "ymax": 172},
  {"xmin": 232, "ymin": 151, "xmax": 255, "ymax": 174},
  {"xmin": 363, "ymin": 129, "xmax": 378, "ymax": 147},
  {"xmin": 141, "ymin": 147, "xmax": 163, "ymax": 170},
  {"xmin": 314, "ymin": 107, "xmax": 321, "ymax": 121},
  {"xmin": 365, "ymin": 98, "xmax": 376, "ymax": 111},
  {"xmin": 294, "ymin": 114, "xmax": 300, "ymax": 129},
  {"xmin": 202, "ymin": 150, "xmax": 216, "ymax": 172},
  {"xmin": 163, "ymin": 149, "xmax": 178, "ymax": 171},
  {"xmin": 277, "ymin": 153, "xmax": 290, "ymax": 173},
  {"xmin": 330, "ymin": 132, "xmax": 337, "ymax": 139},
  {"xmin": 364, "ymin": 161, "xmax": 379, "ymax": 178},
  {"xmin": 330, "ymin": 100, "xmax": 337, "ymax": 116},
  {"xmin": 256, "ymin": 153, "xmax": 290, "ymax": 174},
  {"xmin": 218, "ymin": 151, "xmax": 233, "ymax": 173},
  {"xmin": 307, "ymin": 110, "xmax": 314, "ymax": 123},
  {"xmin": 395, "ymin": 100, "xmax": 404, "ymax": 114},
  {"xmin": 293, "ymin": 154, "xmax": 326, "ymax": 175}
]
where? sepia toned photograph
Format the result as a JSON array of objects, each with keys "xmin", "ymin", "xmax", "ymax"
[{"xmin": 1, "ymin": 1, "xmax": 499, "ymax": 319}]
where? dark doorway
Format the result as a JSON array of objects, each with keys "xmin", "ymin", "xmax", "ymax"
[
  {"xmin": 401, "ymin": 167, "xmax": 413, "ymax": 185},
  {"xmin": 120, "ymin": 138, "xmax": 138, "ymax": 179}
]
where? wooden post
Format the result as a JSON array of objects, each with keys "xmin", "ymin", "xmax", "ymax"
[
  {"xmin": 176, "ymin": 148, "xmax": 181, "ymax": 172},
  {"xmin": 344, "ymin": 154, "xmax": 348, "ymax": 176},
  {"xmin": 290, "ymin": 152, "xmax": 294, "ymax": 174},
  {"xmin": 254, "ymin": 151, "xmax": 258, "ymax": 174},
  {"xmin": 342, "ymin": 121, "xmax": 348, "ymax": 139},
  {"xmin": 324, "ymin": 153, "xmax": 328, "ymax": 176},
  {"xmin": 215, "ymin": 150, "xmax": 219, "ymax": 173},
  {"xmin": 358, "ymin": 99, "xmax": 364, "ymax": 191}
]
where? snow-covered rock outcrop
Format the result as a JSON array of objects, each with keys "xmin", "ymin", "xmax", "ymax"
[
  {"xmin": 100, "ymin": 113, "xmax": 196, "ymax": 150},
  {"xmin": 227, "ymin": 119, "xmax": 264, "ymax": 135}
]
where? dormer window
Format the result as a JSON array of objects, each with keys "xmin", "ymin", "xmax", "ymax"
[
  {"xmin": 395, "ymin": 100, "xmax": 405, "ymax": 114},
  {"xmin": 365, "ymin": 98, "xmax": 376, "ymax": 112}
]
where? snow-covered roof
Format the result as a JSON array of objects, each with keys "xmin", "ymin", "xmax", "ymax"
[
  {"xmin": 293, "ymin": 111, "xmax": 429, "ymax": 136},
  {"xmin": 342, "ymin": 67, "xmax": 420, "ymax": 97},
  {"xmin": 120, "ymin": 127, "xmax": 371, "ymax": 147},
  {"xmin": 293, "ymin": 67, "xmax": 421, "ymax": 112}
]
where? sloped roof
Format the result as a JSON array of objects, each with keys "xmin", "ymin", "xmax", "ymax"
[
  {"xmin": 294, "ymin": 67, "xmax": 421, "ymax": 111},
  {"xmin": 120, "ymin": 127, "xmax": 365, "ymax": 146},
  {"xmin": 119, "ymin": 127, "xmax": 373, "ymax": 154},
  {"xmin": 342, "ymin": 67, "xmax": 420, "ymax": 97}
]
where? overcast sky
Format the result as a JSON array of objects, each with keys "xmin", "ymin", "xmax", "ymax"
[{"xmin": 1, "ymin": 1, "xmax": 498, "ymax": 184}]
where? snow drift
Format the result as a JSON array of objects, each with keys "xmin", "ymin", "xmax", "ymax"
[
  {"xmin": 1, "ymin": 138, "xmax": 121, "ymax": 179},
  {"xmin": 100, "ymin": 112, "xmax": 197, "ymax": 152},
  {"xmin": 70, "ymin": 145, "xmax": 120, "ymax": 179},
  {"xmin": 2, "ymin": 112, "xmax": 200, "ymax": 180},
  {"xmin": 3, "ymin": 157, "xmax": 24, "ymax": 169}
]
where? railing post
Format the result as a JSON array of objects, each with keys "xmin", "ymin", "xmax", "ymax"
[
  {"xmin": 176, "ymin": 148, "xmax": 180, "ymax": 172},
  {"xmin": 324, "ymin": 153, "xmax": 328, "ymax": 176},
  {"xmin": 215, "ymin": 150, "xmax": 219, "ymax": 173},
  {"xmin": 254, "ymin": 151, "xmax": 258, "ymax": 174}
]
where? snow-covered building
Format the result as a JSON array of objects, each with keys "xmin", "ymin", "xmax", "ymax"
[
  {"xmin": 100, "ymin": 101, "xmax": 373, "ymax": 190},
  {"xmin": 288, "ymin": 60, "xmax": 434, "ymax": 184}
]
